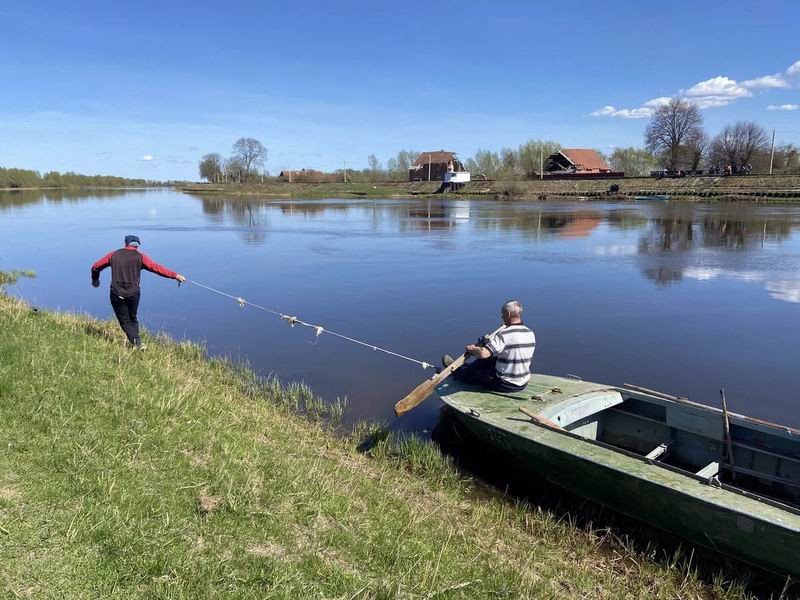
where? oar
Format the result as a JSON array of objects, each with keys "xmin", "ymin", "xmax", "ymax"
[{"xmin": 394, "ymin": 324, "xmax": 504, "ymax": 417}]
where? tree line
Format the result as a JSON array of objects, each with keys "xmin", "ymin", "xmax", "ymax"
[
  {"xmin": 0, "ymin": 167, "xmax": 160, "ymax": 189},
  {"xmin": 200, "ymin": 117, "xmax": 798, "ymax": 185}
]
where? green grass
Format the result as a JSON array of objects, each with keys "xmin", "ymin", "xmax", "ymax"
[{"xmin": 0, "ymin": 291, "xmax": 764, "ymax": 598}]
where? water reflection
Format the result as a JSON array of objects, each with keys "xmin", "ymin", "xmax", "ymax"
[
  {"xmin": 182, "ymin": 195, "xmax": 800, "ymax": 303},
  {"xmin": 0, "ymin": 187, "xmax": 137, "ymax": 211}
]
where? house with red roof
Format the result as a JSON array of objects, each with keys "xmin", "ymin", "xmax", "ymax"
[{"xmin": 546, "ymin": 148, "xmax": 614, "ymax": 174}]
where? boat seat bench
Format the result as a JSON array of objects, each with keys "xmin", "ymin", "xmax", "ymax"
[
  {"xmin": 696, "ymin": 461, "xmax": 720, "ymax": 481},
  {"xmin": 645, "ymin": 441, "xmax": 672, "ymax": 461}
]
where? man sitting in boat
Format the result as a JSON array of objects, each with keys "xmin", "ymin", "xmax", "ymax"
[{"xmin": 444, "ymin": 300, "xmax": 536, "ymax": 392}]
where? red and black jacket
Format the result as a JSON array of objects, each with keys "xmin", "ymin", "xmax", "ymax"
[{"xmin": 91, "ymin": 246, "xmax": 178, "ymax": 298}]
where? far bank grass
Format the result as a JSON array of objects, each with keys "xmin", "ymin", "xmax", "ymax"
[
  {"xmin": 0, "ymin": 291, "xmax": 761, "ymax": 598},
  {"xmin": 179, "ymin": 173, "xmax": 800, "ymax": 203}
]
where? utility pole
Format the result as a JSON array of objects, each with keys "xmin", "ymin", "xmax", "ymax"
[
  {"xmin": 428, "ymin": 154, "xmax": 432, "ymax": 181},
  {"xmin": 769, "ymin": 130, "xmax": 776, "ymax": 175},
  {"xmin": 539, "ymin": 146, "xmax": 544, "ymax": 180}
]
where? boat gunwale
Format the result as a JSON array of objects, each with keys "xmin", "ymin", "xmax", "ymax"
[
  {"xmin": 441, "ymin": 384, "xmax": 800, "ymax": 519},
  {"xmin": 623, "ymin": 383, "xmax": 800, "ymax": 438}
]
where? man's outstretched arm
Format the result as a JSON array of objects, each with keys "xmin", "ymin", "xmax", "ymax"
[
  {"xmin": 91, "ymin": 251, "xmax": 113, "ymax": 285},
  {"xmin": 140, "ymin": 253, "xmax": 185, "ymax": 282}
]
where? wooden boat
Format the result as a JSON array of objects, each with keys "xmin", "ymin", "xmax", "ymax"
[
  {"xmin": 437, "ymin": 374, "xmax": 800, "ymax": 577},
  {"xmin": 634, "ymin": 194, "xmax": 670, "ymax": 201}
]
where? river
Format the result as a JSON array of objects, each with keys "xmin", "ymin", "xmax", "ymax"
[{"xmin": 2, "ymin": 188, "xmax": 799, "ymax": 430}]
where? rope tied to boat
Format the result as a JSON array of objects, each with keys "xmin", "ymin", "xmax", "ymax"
[{"xmin": 186, "ymin": 280, "xmax": 435, "ymax": 370}]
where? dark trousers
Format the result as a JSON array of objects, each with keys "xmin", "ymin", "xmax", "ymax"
[
  {"xmin": 110, "ymin": 291, "xmax": 141, "ymax": 345},
  {"xmin": 454, "ymin": 357, "xmax": 526, "ymax": 393}
]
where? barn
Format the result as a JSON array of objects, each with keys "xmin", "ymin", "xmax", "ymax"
[{"xmin": 546, "ymin": 149, "xmax": 613, "ymax": 174}]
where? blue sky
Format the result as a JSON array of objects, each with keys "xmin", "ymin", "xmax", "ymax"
[{"xmin": 1, "ymin": 0, "xmax": 799, "ymax": 180}]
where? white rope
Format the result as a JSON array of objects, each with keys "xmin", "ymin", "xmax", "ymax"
[{"xmin": 186, "ymin": 280, "xmax": 434, "ymax": 370}]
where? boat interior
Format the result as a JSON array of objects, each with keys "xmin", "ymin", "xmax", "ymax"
[{"xmin": 550, "ymin": 389, "xmax": 800, "ymax": 508}]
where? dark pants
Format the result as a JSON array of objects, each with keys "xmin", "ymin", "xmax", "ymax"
[
  {"xmin": 110, "ymin": 291, "xmax": 141, "ymax": 345},
  {"xmin": 454, "ymin": 357, "xmax": 526, "ymax": 393}
]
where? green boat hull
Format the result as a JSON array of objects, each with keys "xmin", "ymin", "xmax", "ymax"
[{"xmin": 438, "ymin": 375, "xmax": 800, "ymax": 577}]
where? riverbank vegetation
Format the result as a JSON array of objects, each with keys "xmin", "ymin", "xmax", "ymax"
[
  {"xmin": 0, "ymin": 166, "xmax": 164, "ymax": 189},
  {"xmin": 182, "ymin": 172, "xmax": 800, "ymax": 203},
  {"xmin": 0, "ymin": 284, "xmax": 768, "ymax": 597}
]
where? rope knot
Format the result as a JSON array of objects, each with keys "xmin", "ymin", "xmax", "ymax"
[
  {"xmin": 236, "ymin": 297, "xmax": 246, "ymax": 308},
  {"xmin": 282, "ymin": 315, "xmax": 298, "ymax": 327}
]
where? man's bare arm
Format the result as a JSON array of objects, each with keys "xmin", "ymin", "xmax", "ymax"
[{"xmin": 465, "ymin": 344, "xmax": 492, "ymax": 359}]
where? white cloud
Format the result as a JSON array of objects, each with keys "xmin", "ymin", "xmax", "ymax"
[
  {"xmin": 589, "ymin": 106, "xmax": 617, "ymax": 117},
  {"xmin": 589, "ymin": 105, "xmax": 653, "ymax": 119},
  {"xmin": 694, "ymin": 96, "xmax": 739, "ymax": 109},
  {"xmin": 767, "ymin": 104, "xmax": 800, "ymax": 111},
  {"xmin": 742, "ymin": 74, "xmax": 789, "ymax": 89},
  {"xmin": 683, "ymin": 76, "xmax": 751, "ymax": 100},
  {"xmin": 643, "ymin": 97, "xmax": 672, "ymax": 108},
  {"xmin": 139, "ymin": 154, "xmax": 155, "ymax": 161},
  {"xmin": 591, "ymin": 58, "xmax": 800, "ymax": 118}
]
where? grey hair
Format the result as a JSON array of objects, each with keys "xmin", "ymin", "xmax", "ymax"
[{"xmin": 501, "ymin": 300, "xmax": 523, "ymax": 317}]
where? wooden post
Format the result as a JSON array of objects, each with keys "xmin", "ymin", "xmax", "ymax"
[
  {"xmin": 769, "ymin": 130, "xmax": 775, "ymax": 175},
  {"xmin": 428, "ymin": 154, "xmax": 432, "ymax": 181}
]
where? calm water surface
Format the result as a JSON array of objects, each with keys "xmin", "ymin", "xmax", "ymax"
[{"xmin": 2, "ymin": 189, "xmax": 799, "ymax": 430}]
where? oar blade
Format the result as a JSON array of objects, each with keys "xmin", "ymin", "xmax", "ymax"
[
  {"xmin": 394, "ymin": 356, "xmax": 467, "ymax": 416},
  {"xmin": 394, "ymin": 378, "xmax": 438, "ymax": 416}
]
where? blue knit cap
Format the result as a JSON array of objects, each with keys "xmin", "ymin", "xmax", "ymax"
[{"xmin": 124, "ymin": 235, "xmax": 140, "ymax": 247}]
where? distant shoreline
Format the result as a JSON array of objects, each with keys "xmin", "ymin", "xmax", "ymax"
[{"xmin": 178, "ymin": 174, "xmax": 800, "ymax": 203}]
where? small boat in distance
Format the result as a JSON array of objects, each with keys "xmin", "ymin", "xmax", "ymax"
[
  {"xmin": 437, "ymin": 374, "xmax": 800, "ymax": 577},
  {"xmin": 634, "ymin": 194, "xmax": 670, "ymax": 201}
]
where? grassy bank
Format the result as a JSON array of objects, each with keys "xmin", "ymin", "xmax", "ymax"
[
  {"xmin": 179, "ymin": 174, "xmax": 800, "ymax": 202},
  {"xmin": 0, "ymin": 291, "xmax": 766, "ymax": 598}
]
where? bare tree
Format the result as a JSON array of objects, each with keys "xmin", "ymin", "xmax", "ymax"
[
  {"xmin": 499, "ymin": 147, "xmax": 520, "ymax": 178},
  {"xmin": 518, "ymin": 140, "xmax": 561, "ymax": 178},
  {"xmin": 644, "ymin": 98, "xmax": 703, "ymax": 170},
  {"xmin": 231, "ymin": 137, "xmax": 267, "ymax": 182},
  {"xmin": 224, "ymin": 156, "xmax": 246, "ymax": 183},
  {"xmin": 198, "ymin": 153, "xmax": 223, "ymax": 182},
  {"xmin": 385, "ymin": 150, "xmax": 417, "ymax": 180},
  {"xmin": 710, "ymin": 121, "xmax": 770, "ymax": 173},
  {"xmin": 367, "ymin": 154, "xmax": 382, "ymax": 181},
  {"xmin": 683, "ymin": 129, "xmax": 709, "ymax": 173}
]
